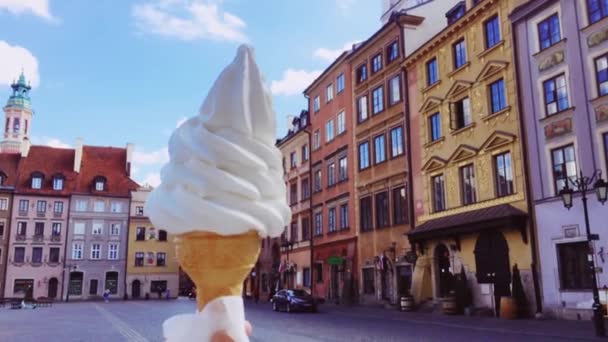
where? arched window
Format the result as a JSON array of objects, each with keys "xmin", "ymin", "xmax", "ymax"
[{"xmin": 31, "ymin": 172, "xmax": 44, "ymax": 189}]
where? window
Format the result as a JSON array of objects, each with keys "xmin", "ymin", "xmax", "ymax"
[
  {"xmin": 136, "ymin": 206, "xmax": 144, "ymax": 216},
  {"xmin": 432, "ymin": 174, "xmax": 446, "ymax": 212},
  {"xmin": 337, "ymin": 111, "xmax": 346, "ymax": 134},
  {"xmin": 552, "ymin": 145, "xmax": 577, "ymax": 194},
  {"xmin": 72, "ymin": 243, "xmax": 83, "ymax": 260},
  {"xmin": 390, "ymin": 126, "xmax": 404, "ymax": 158},
  {"xmin": 387, "ymin": 41, "xmax": 399, "ymax": 63},
  {"xmin": 357, "ymin": 95, "xmax": 369, "ymax": 122},
  {"xmin": 92, "ymin": 222, "xmax": 103, "ymax": 235},
  {"xmin": 558, "ymin": 242, "xmax": 593, "ymax": 290},
  {"xmin": 451, "ymin": 97, "xmax": 472, "ymax": 129},
  {"xmin": 389, "ymin": 75, "xmax": 401, "ymax": 105},
  {"xmin": 374, "ymin": 134, "xmax": 386, "ymax": 164},
  {"xmin": 157, "ymin": 252, "xmax": 166, "ymax": 266},
  {"xmin": 302, "ymin": 144, "xmax": 309, "ymax": 162},
  {"xmin": 95, "ymin": 178, "xmax": 105, "ymax": 191},
  {"xmin": 13, "ymin": 118, "xmax": 19, "ymax": 133},
  {"xmin": 14, "ymin": 279, "xmax": 34, "ymax": 295},
  {"xmin": 159, "ymin": 230, "xmax": 167, "ymax": 241},
  {"xmin": 0, "ymin": 198, "xmax": 7, "ymax": 211},
  {"xmin": 315, "ymin": 263, "xmax": 323, "ymax": 283},
  {"xmin": 328, "ymin": 207, "xmax": 336, "ymax": 233},
  {"xmin": 290, "ymin": 183, "xmax": 298, "ymax": 205},
  {"xmin": 111, "ymin": 202, "xmax": 122, "ymax": 213},
  {"xmin": 91, "ymin": 244, "xmax": 101, "ymax": 259},
  {"xmin": 74, "ymin": 222, "xmax": 85, "ymax": 235},
  {"xmin": 53, "ymin": 201, "xmax": 63, "ymax": 214},
  {"xmin": 14, "ymin": 247, "xmax": 25, "ymax": 263},
  {"xmin": 372, "ymin": 54, "xmax": 383, "ymax": 73},
  {"xmin": 0, "ymin": 222, "xmax": 4, "ymax": 236},
  {"xmin": 16, "ymin": 221, "xmax": 26, "ymax": 236},
  {"xmin": 303, "ymin": 267, "xmax": 311, "ymax": 287},
  {"xmin": 375, "ymin": 191, "xmax": 389, "ymax": 228},
  {"xmin": 52, "ymin": 176, "xmax": 63, "ymax": 191},
  {"xmin": 326, "ymin": 120, "xmax": 335, "ymax": 142},
  {"xmin": 338, "ymin": 157, "xmax": 347, "ymax": 181},
  {"xmin": 339, "ymin": 203, "xmax": 349, "ymax": 229},
  {"xmin": 110, "ymin": 223, "xmax": 120, "ymax": 236},
  {"xmin": 34, "ymin": 222, "xmax": 44, "ymax": 236},
  {"xmin": 36, "ymin": 200, "xmax": 46, "ymax": 213},
  {"xmin": 359, "ymin": 141, "xmax": 370, "ymax": 170},
  {"xmin": 327, "ymin": 162, "xmax": 336, "ymax": 186},
  {"xmin": 290, "ymin": 221, "xmax": 298, "ymax": 242},
  {"xmin": 49, "ymin": 247, "xmax": 60, "ymax": 263},
  {"xmin": 447, "ymin": 2, "xmax": 466, "ymax": 24},
  {"xmin": 32, "ymin": 247, "xmax": 42, "ymax": 263},
  {"xmin": 485, "ymin": 15, "xmax": 501, "ymax": 49},
  {"xmin": 313, "ymin": 96, "xmax": 320, "ymax": 112},
  {"xmin": 337, "ymin": 73, "xmax": 345, "ymax": 93},
  {"xmin": 489, "ymin": 79, "xmax": 507, "ymax": 113},
  {"xmin": 429, "ymin": 113, "xmax": 442, "ymax": 142},
  {"xmin": 587, "ymin": 0, "xmax": 608, "ymax": 24},
  {"xmin": 18, "ymin": 199, "xmax": 28, "ymax": 212},
  {"xmin": 313, "ymin": 130, "xmax": 320, "ymax": 150},
  {"xmin": 360, "ymin": 196, "xmax": 373, "ymax": 232},
  {"xmin": 136, "ymin": 227, "xmax": 146, "ymax": 241},
  {"xmin": 372, "ymin": 86, "xmax": 384, "ymax": 114},
  {"xmin": 302, "ymin": 217, "xmax": 310, "ymax": 240},
  {"xmin": 460, "ymin": 164, "xmax": 477, "ymax": 205},
  {"xmin": 290, "ymin": 152, "xmax": 296, "ymax": 169},
  {"xmin": 453, "ymin": 39, "xmax": 467, "ymax": 69},
  {"xmin": 52, "ymin": 223, "xmax": 61, "ymax": 236},
  {"xmin": 75, "ymin": 200, "xmax": 87, "ymax": 212},
  {"xmin": 495, "ymin": 152, "xmax": 514, "ymax": 197},
  {"xmin": 94, "ymin": 201, "xmax": 105, "ymax": 212},
  {"xmin": 314, "ymin": 212, "xmax": 323, "ymax": 236},
  {"xmin": 538, "ymin": 14, "xmax": 561, "ymax": 50},
  {"xmin": 105, "ymin": 272, "xmax": 118, "ymax": 294},
  {"xmin": 314, "ymin": 169, "xmax": 322, "ymax": 192},
  {"xmin": 301, "ymin": 178, "xmax": 310, "ymax": 200},
  {"xmin": 393, "ymin": 186, "xmax": 408, "ymax": 225},
  {"xmin": 357, "ymin": 64, "xmax": 368, "ymax": 83},
  {"xmin": 31, "ymin": 175, "xmax": 42, "ymax": 189},
  {"xmin": 326, "ymin": 84, "xmax": 334, "ymax": 102},
  {"xmin": 543, "ymin": 74, "xmax": 569, "ymax": 115},
  {"xmin": 595, "ymin": 54, "xmax": 608, "ymax": 97},
  {"xmin": 108, "ymin": 244, "xmax": 119, "ymax": 260},
  {"xmin": 89, "ymin": 279, "xmax": 98, "ymax": 295},
  {"xmin": 363, "ymin": 268, "xmax": 375, "ymax": 294},
  {"xmin": 427, "ymin": 58, "xmax": 438, "ymax": 86},
  {"xmin": 135, "ymin": 252, "xmax": 144, "ymax": 267}
]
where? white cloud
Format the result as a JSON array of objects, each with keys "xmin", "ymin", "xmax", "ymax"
[
  {"xmin": 271, "ymin": 69, "xmax": 322, "ymax": 96},
  {"xmin": 313, "ymin": 41, "xmax": 359, "ymax": 62},
  {"xmin": 142, "ymin": 172, "xmax": 161, "ymax": 187},
  {"xmin": 133, "ymin": 147, "xmax": 169, "ymax": 166},
  {"xmin": 0, "ymin": 41, "xmax": 40, "ymax": 88},
  {"xmin": 335, "ymin": 0, "xmax": 355, "ymax": 13},
  {"xmin": 132, "ymin": 0, "xmax": 248, "ymax": 42},
  {"xmin": 0, "ymin": 0, "xmax": 57, "ymax": 22}
]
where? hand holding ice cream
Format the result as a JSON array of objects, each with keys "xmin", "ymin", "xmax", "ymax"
[{"xmin": 146, "ymin": 45, "xmax": 291, "ymax": 341}]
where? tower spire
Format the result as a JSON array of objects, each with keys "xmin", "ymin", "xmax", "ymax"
[{"xmin": 1, "ymin": 70, "xmax": 34, "ymax": 153}]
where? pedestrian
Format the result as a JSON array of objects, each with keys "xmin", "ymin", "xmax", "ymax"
[
  {"xmin": 103, "ymin": 289, "xmax": 110, "ymax": 303},
  {"xmin": 166, "ymin": 288, "xmax": 171, "ymax": 300}
]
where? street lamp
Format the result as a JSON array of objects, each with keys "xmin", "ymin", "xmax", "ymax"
[
  {"xmin": 64, "ymin": 264, "xmax": 77, "ymax": 302},
  {"xmin": 559, "ymin": 170, "xmax": 607, "ymax": 337},
  {"xmin": 282, "ymin": 240, "xmax": 294, "ymax": 288}
]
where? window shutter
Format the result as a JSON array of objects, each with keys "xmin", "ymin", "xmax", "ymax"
[{"xmin": 449, "ymin": 102, "xmax": 457, "ymax": 130}]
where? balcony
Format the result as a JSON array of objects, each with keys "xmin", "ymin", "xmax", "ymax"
[
  {"xmin": 50, "ymin": 235, "xmax": 62, "ymax": 242},
  {"xmin": 53, "ymin": 211, "xmax": 62, "ymax": 218},
  {"xmin": 32, "ymin": 234, "xmax": 44, "ymax": 243},
  {"xmin": 15, "ymin": 235, "xmax": 26, "ymax": 241},
  {"xmin": 18, "ymin": 210, "xmax": 28, "ymax": 217},
  {"xmin": 36, "ymin": 211, "xmax": 46, "ymax": 218}
]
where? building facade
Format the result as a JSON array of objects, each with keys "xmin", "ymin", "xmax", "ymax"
[
  {"xmin": 126, "ymin": 187, "xmax": 179, "ymax": 299},
  {"xmin": 63, "ymin": 145, "xmax": 137, "ymax": 300},
  {"xmin": 277, "ymin": 111, "xmax": 312, "ymax": 292},
  {"xmin": 511, "ymin": 0, "xmax": 608, "ymax": 319},
  {"xmin": 304, "ymin": 52, "xmax": 358, "ymax": 303},
  {"xmin": 405, "ymin": 0, "xmax": 537, "ymax": 316},
  {"xmin": 0, "ymin": 154, "xmax": 19, "ymax": 296}
]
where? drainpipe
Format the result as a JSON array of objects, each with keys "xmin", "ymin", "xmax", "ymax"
[
  {"xmin": 61, "ymin": 196, "xmax": 72, "ymax": 301},
  {"xmin": 124, "ymin": 196, "xmax": 132, "ymax": 300},
  {"xmin": 511, "ymin": 21, "xmax": 543, "ymax": 315},
  {"xmin": 302, "ymin": 104, "xmax": 314, "ymax": 298}
]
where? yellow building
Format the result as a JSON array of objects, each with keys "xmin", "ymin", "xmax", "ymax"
[
  {"xmin": 126, "ymin": 186, "xmax": 179, "ymax": 299},
  {"xmin": 404, "ymin": 0, "xmax": 537, "ymax": 316}
]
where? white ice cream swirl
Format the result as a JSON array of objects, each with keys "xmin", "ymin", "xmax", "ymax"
[{"xmin": 145, "ymin": 45, "xmax": 291, "ymax": 238}]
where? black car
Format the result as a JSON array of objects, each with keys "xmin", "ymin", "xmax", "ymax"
[{"xmin": 271, "ymin": 289, "xmax": 317, "ymax": 313}]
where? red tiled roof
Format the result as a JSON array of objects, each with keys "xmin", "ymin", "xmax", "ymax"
[
  {"xmin": 15, "ymin": 146, "xmax": 78, "ymax": 195},
  {"xmin": 0, "ymin": 153, "xmax": 22, "ymax": 189},
  {"xmin": 75, "ymin": 146, "xmax": 139, "ymax": 197}
]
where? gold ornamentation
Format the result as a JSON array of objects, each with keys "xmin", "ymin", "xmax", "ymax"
[
  {"xmin": 588, "ymin": 26, "xmax": 608, "ymax": 48},
  {"xmin": 538, "ymin": 51, "xmax": 565, "ymax": 72}
]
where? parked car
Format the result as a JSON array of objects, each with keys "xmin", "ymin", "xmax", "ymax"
[{"xmin": 271, "ymin": 289, "xmax": 317, "ymax": 313}]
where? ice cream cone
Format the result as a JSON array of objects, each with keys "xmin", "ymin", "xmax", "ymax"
[{"xmin": 175, "ymin": 230, "xmax": 261, "ymax": 311}]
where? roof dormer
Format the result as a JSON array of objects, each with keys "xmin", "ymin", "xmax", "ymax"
[
  {"xmin": 31, "ymin": 171, "xmax": 44, "ymax": 189},
  {"xmin": 94, "ymin": 176, "xmax": 107, "ymax": 192},
  {"xmin": 52, "ymin": 173, "xmax": 65, "ymax": 191}
]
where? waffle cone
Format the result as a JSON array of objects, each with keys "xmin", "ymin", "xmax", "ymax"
[{"xmin": 175, "ymin": 230, "xmax": 261, "ymax": 311}]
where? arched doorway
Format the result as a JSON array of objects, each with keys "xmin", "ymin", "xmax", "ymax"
[
  {"xmin": 474, "ymin": 230, "xmax": 510, "ymax": 317},
  {"xmin": 48, "ymin": 278, "xmax": 58, "ymax": 299},
  {"xmin": 132, "ymin": 280, "xmax": 141, "ymax": 299},
  {"xmin": 435, "ymin": 244, "xmax": 452, "ymax": 298}
]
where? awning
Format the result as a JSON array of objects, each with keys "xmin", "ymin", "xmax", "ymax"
[{"xmin": 408, "ymin": 204, "xmax": 527, "ymax": 242}]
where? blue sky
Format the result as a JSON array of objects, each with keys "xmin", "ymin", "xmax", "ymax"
[{"xmin": 0, "ymin": 0, "xmax": 380, "ymax": 186}]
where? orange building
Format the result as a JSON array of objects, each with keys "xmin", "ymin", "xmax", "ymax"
[{"xmin": 304, "ymin": 51, "xmax": 357, "ymax": 303}]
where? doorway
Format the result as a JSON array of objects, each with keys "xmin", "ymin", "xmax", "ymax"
[
  {"xmin": 474, "ymin": 230, "xmax": 510, "ymax": 317},
  {"xmin": 132, "ymin": 280, "xmax": 141, "ymax": 299},
  {"xmin": 48, "ymin": 278, "xmax": 58, "ymax": 299},
  {"xmin": 435, "ymin": 244, "xmax": 452, "ymax": 297},
  {"xmin": 69, "ymin": 272, "xmax": 83, "ymax": 296},
  {"xmin": 330, "ymin": 264, "xmax": 339, "ymax": 301}
]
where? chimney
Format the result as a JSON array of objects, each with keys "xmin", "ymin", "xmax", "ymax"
[
  {"xmin": 286, "ymin": 115, "xmax": 295, "ymax": 131},
  {"xmin": 20, "ymin": 138, "xmax": 31, "ymax": 157},
  {"xmin": 126, "ymin": 143, "xmax": 134, "ymax": 176},
  {"xmin": 74, "ymin": 138, "xmax": 83, "ymax": 173}
]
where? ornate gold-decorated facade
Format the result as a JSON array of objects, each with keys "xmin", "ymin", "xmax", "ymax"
[{"xmin": 403, "ymin": 0, "xmax": 537, "ymax": 315}]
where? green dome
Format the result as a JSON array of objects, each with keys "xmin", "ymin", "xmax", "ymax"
[{"xmin": 5, "ymin": 72, "xmax": 32, "ymax": 110}]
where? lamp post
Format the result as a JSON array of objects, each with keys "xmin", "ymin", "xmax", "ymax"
[
  {"xmin": 282, "ymin": 240, "xmax": 294, "ymax": 288},
  {"xmin": 64, "ymin": 264, "xmax": 77, "ymax": 302},
  {"xmin": 559, "ymin": 170, "xmax": 608, "ymax": 337}
]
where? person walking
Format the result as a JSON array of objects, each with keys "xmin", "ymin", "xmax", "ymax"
[
  {"xmin": 103, "ymin": 289, "xmax": 110, "ymax": 303},
  {"xmin": 166, "ymin": 288, "xmax": 171, "ymax": 300}
]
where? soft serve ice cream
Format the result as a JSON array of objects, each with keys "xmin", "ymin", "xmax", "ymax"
[{"xmin": 146, "ymin": 45, "xmax": 291, "ymax": 342}]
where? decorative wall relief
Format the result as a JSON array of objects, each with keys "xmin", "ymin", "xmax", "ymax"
[
  {"xmin": 544, "ymin": 117, "xmax": 573, "ymax": 139},
  {"xmin": 588, "ymin": 26, "xmax": 608, "ymax": 48},
  {"xmin": 538, "ymin": 50, "xmax": 564, "ymax": 72},
  {"xmin": 596, "ymin": 103, "xmax": 608, "ymax": 122}
]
